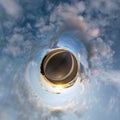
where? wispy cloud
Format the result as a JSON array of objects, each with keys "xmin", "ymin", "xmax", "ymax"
[{"xmin": 96, "ymin": 70, "xmax": 120, "ymax": 89}]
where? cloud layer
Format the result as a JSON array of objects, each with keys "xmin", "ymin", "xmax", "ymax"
[{"xmin": 0, "ymin": 0, "xmax": 120, "ymax": 120}]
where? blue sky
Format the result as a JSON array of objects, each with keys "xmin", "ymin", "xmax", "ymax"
[{"xmin": 0, "ymin": 0, "xmax": 120, "ymax": 120}]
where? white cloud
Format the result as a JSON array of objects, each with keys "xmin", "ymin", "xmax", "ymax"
[
  {"xmin": 104, "ymin": 70, "xmax": 120, "ymax": 87},
  {"xmin": 0, "ymin": 0, "xmax": 21, "ymax": 17},
  {"xmin": 3, "ymin": 45, "xmax": 21, "ymax": 57},
  {"xmin": 50, "ymin": 3, "xmax": 88, "ymax": 33},
  {"xmin": 91, "ymin": 0, "xmax": 118, "ymax": 13},
  {"xmin": 88, "ymin": 28, "xmax": 99, "ymax": 38},
  {"xmin": 35, "ymin": 18, "xmax": 55, "ymax": 35},
  {"xmin": 93, "ymin": 69, "xmax": 120, "ymax": 91},
  {"xmin": 108, "ymin": 97, "xmax": 116, "ymax": 112},
  {"xmin": 3, "ymin": 33, "xmax": 24, "ymax": 57}
]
